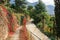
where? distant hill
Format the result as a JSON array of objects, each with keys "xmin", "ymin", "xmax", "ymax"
[
  {"xmin": 27, "ymin": 2, "xmax": 38, "ymax": 6},
  {"xmin": 27, "ymin": 2, "xmax": 55, "ymax": 16}
]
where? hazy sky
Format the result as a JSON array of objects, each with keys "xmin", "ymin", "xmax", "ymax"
[
  {"xmin": 10, "ymin": 0, "xmax": 55, "ymax": 6},
  {"xmin": 26, "ymin": 0, "xmax": 55, "ymax": 6}
]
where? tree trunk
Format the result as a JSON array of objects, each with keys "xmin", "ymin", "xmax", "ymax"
[{"xmin": 54, "ymin": 0, "xmax": 60, "ymax": 38}]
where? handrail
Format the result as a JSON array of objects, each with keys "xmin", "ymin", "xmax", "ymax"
[{"xmin": 29, "ymin": 31, "xmax": 41, "ymax": 40}]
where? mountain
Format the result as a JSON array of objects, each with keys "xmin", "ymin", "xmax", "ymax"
[
  {"xmin": 46, "ymin": 5, "xmax": 55, "ymax": 16},
  {"xmin": 27, "ymin": 2, "xmax": 55, "ymax": 16}
]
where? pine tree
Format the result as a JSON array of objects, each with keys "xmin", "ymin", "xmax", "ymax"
[
  {"xmin": 14, "ymin": 0, "xmax": 26, "ymax": 13},
  {"xmin": 31, "ymin": 0, "xmax": 46, "ymax": 24}
]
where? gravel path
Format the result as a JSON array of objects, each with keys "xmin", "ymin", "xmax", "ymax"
[
  {"xmin": 9, "ymin": 23, "xmax": 50, "ymax": 40},
  {"xmin": 26, "ymin": 23, "xmax": 50, "ymax": 40}
]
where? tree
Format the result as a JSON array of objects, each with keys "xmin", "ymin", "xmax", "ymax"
[
  {"xmin": 54, "ymin": 0, "xmax": 60, "ymax": 37},
  {"xmin": 5, "ymin": 0, "xmax": 10, "ymax": 6},
  {"xmin": 10, "ymin": 0, "xmax": 26, "ymax": 13},
  {"xmin": 35, "ymin": 0, "xmax": 46, "ymax": 13},
  {"xmin": 14, "ymin": 0, "xmax": 26, "ymax": 13},
  {"xmin": 30, "ymin": 0, "xmax": 46, "ymax": 25},
  {"xmin": 27, "ymin": 6, "xmax": 33, "ymax": 10},
  {"xmin": 27, "ymin": 6, "xmax": 34, "ymax": 15},
  {"xmin": 0, "ymin": 0, "xmax": 10, "ymax": 4}
]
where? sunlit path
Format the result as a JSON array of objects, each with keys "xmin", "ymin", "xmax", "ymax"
[
  {"xmin": 9, "ymin": 23, "xmax": 50, "ymax": 40},
  {"xmin": 26, "ymin": 22, "xmax": 50, "ymax": 40}
]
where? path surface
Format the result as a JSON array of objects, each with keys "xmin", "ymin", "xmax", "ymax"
[
  {"xmin": 10, "ymin": 23, "xmax": 50, "ymax": 40},
  {"xmin": 26, "ymin": 22, "xmax": 50, "ymax": 40}
]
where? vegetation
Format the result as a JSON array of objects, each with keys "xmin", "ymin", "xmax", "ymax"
[
  {"xmin": 54, "ymin": 0, "xmax": 60, "ymax": 39},
  {"xmin": 10, "ymin": 0, "xmax": 26, "ymax": 13},
  {"xmin": 0, "ymin": 0, "xmax": 58, "ymax": 40}
]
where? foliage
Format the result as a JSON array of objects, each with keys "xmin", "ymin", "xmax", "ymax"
[
  {"xmin": 14, "ymin": 0, "xmax": 26, "ymax": 13},
  {"xmin": 1, "ymin": 0, "xmax": 56, "ymax": 39},
  {"xmin": 27, "ymin": 0, "xmax": 46, "ymax": 25}
]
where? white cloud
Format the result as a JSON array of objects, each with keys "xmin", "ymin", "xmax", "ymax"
[
  {"xmin": 26, "ymin": 0, "xmax": 55, "ymax": 6},
  {"xmin": 41, "ymin": 0, "xmax": 55, "ymax": 6},
  {"xmin": 26, "ymin": 0, "xmax": 38, "ymax": 3}
]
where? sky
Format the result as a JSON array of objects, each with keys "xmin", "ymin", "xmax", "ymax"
[
  {"xmin": 26, "ymin": 0, "xmax": 55, "ymax": 6},
  {"xmin": 10, "ymin": 0, "xmax": 55, "ymax": 6}
]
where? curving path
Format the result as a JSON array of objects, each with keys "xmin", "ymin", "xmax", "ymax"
[
  {"xmin": 9, "ymin": 22, "xmax": 50, "ymax": 40},
  {"xmin": 26, "ymin": 22, "xmax": 50, "ymax": 40}
]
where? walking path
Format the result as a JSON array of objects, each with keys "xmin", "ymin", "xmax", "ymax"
[
  {"xmin": 9, "ymin": 23, "xmax": 50, "ymax": 40},
  {"xmin": 26, "ymin": 22, "xmax": 50, "ymax": 40}
]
